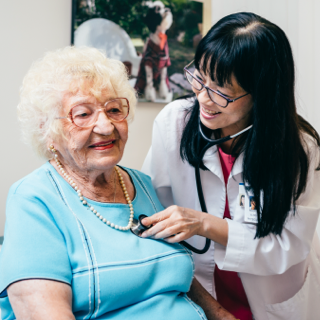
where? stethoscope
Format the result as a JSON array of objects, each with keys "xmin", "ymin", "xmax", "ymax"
[{"xmin": 131, "ymin": 114, "xmax": 252, "ymax": 254}]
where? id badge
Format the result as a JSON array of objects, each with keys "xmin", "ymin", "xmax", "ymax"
[{"xmin": 239, "ymin": 183, "xmax": 258, "ymax": 223}]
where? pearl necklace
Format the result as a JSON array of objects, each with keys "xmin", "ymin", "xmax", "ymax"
[{"xmin": 49, "ymin": 144, "xmax": 133, "ymax": 231}]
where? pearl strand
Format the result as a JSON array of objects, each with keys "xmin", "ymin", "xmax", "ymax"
[{"xmin": 48, "ymin": 145, "xmax": 133, "ymax": 231}]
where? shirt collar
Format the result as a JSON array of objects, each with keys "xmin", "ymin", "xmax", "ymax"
[{"xmin": 202, "ymin": 145, "xmax": 244, "ymax": 182}]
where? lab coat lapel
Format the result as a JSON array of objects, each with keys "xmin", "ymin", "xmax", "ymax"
[
  {"xmin": 202, "ymin": 146, "xmax": 244, "ymax": 182},
  {"xmin": 202, "ymin": 145, "xmax": 224, "ymax": 183},
  {"xmin": 200, "ymin": 145, "xmax": 226, "ymax": 218},
  {"xmin": 230, "ymin": 152, "xmax": 244, "ymax": 178},
  {"xmin": 227, "ymin": 152, "xmax": 244, "ymax": 220}
]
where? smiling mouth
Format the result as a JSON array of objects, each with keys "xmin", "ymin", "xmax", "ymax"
[
  {"xmin": 89, "ymin": 140, "xmax": 115, "ymax": 148},
  {"xmin": 202, "ymin": 106, "xmax": 221, "ymax": 115}
]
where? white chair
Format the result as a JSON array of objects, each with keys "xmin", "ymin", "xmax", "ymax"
[{"xmin": 74, "ymin": 18, "xmax": 141, "ymax": 77}]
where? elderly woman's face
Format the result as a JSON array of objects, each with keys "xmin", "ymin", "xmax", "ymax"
[{"xmin": 54, "ymin": 86, "xmax": 128, "ymax": 174}]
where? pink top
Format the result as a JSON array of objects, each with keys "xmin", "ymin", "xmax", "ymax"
[{"xmin": 214, "ymin": 147, "xmax": 253, "ymax": 320}]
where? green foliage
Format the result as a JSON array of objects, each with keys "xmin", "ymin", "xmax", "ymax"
[{"xmin": 75, "ymin": 0, "xmax": 149, "ymax": 39}]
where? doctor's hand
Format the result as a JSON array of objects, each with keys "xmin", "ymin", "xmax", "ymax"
[
  {"xmin": 141, "ymin": 205, "xmax": 206, "ymax": 243},
  {"xmin": 141, "ymin": 205, "xmax": 229, "ymax": 246}
]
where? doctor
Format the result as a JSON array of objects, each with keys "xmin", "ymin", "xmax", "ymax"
[{"xmin": 141, "ymin": 12, "xmax": 320, "ymax": 320}]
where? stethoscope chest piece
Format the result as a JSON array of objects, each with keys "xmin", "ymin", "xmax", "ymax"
[{"xmin": 130, "ymin": 214, "xmax": 151, "ymax": 237}]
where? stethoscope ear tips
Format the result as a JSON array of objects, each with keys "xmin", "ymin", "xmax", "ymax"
[{"xmin": 130, "ymin": 214, "xmax": 152, "ymax": 237}]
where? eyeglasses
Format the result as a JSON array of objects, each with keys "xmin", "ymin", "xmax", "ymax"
[
  {"xmin": 56, "ymin": 98, "xmax": 130, "ymax": 128},
  {"xmin": 184, "ymin": 60, "xmax": 249, "ymax": 108}
]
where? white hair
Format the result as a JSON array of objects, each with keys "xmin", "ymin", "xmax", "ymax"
[{"xmin": 18, "ymin": 46, "xmax": 137, "ymax": 159}]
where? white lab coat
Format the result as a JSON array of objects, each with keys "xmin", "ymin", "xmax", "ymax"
[{"xmin": 142, "ymin": 98, "xmax": 320, "ymax": 320}]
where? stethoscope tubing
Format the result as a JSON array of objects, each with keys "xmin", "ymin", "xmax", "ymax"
[
  {"xmin": 131, "ymin": 116, "xmax": 252, "ymax": 254},
  {"xmin": 181, "ymin": 118, "xmax": 252, "ymax": 254}
]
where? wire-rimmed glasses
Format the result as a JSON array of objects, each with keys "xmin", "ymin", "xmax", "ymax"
[
  {"xmin": 56, "ymin": 98, "xmax": 130, "ymax": 128},
  {"xmin": 184, "ymin": 60, "xmax": 249, "ymax": 108}
]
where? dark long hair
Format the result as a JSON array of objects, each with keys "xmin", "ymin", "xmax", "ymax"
[{"xmin": 180, "ymin": 12, "xmax": 320, "ymax": 238}]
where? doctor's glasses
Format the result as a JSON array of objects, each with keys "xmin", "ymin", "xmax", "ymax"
[{"xmin": 184, "ymin": 60, "xmax": 249, "ymax": 108}]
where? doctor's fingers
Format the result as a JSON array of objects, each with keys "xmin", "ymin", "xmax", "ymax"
[
  {"xmin": 141, "ymin": 205, "xmax": 184, "ymax": 227},
  {"xmin": 156, "ymin": 219, "xmax": 201, "ymax": 240},
  {"xmin": 140, "ymin": 219, "xmax": 171, "ymax": 238},
  {"xmin": 164, "ymin": 232, "xmax": 189, "ymax": 243},
  {"xmin": 141, "ymin": 207, "xmax": 175, "ymax": 227},
  {"xmin": 153, "ymin": 225, "xmax": 193, "ymax": 241},
  {"xmin": 143, "ymin": 215, "xmax": 201, "ymax": 240}
]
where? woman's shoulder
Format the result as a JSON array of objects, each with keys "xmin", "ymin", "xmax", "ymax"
[
  {"xmin": 8, "ymin": 162, "xmax": 56, "ymax": 200},
  {"xmin": 155, "ymin": 97, "xmax": 195, "ymax": 129},
  {"xmin": 5, "ymin": 163, "xmax": 63, "ymax": 231}
]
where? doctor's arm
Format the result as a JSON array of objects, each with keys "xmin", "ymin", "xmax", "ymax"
[
  {"xmin": 141, "ymin": 174, "xmax": 320, "ymax": 276},
  {"xmin": 7, "ymin": 279, "xmax": 75, "ymax": 320},
  {"xmin": 142, "ymin": 104, "xmax": 320, "ymax": 276},
  {"xmin": 142, "ymin": 143, "xmax": 320, "ymax": 276},
  {"xmin": 141, "ymin": 205, "xmax": 229, "ymax": 246},
  {"xmin": 188, "ymin": 278, "xmax": 237, "ymax": 320}
]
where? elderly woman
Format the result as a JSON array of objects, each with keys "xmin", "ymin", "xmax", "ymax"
[{"xmin": 0, "ymin": 47, "xmax": 235, "ymax": 320}]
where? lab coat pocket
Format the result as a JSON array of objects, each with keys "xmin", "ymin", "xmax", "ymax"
[{"xmin": 265, "ymin": 266, "xmax": 320, "ymax": 320}]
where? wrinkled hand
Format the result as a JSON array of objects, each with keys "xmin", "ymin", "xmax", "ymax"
[{"xmin": 141, "ymin": 205, "xmax": 205, "ymax": 243}]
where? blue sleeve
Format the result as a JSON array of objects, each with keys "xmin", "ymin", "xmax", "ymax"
[{"xmin": 0, "ymin": 193, "xmax": 72, "ymax": 297}]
